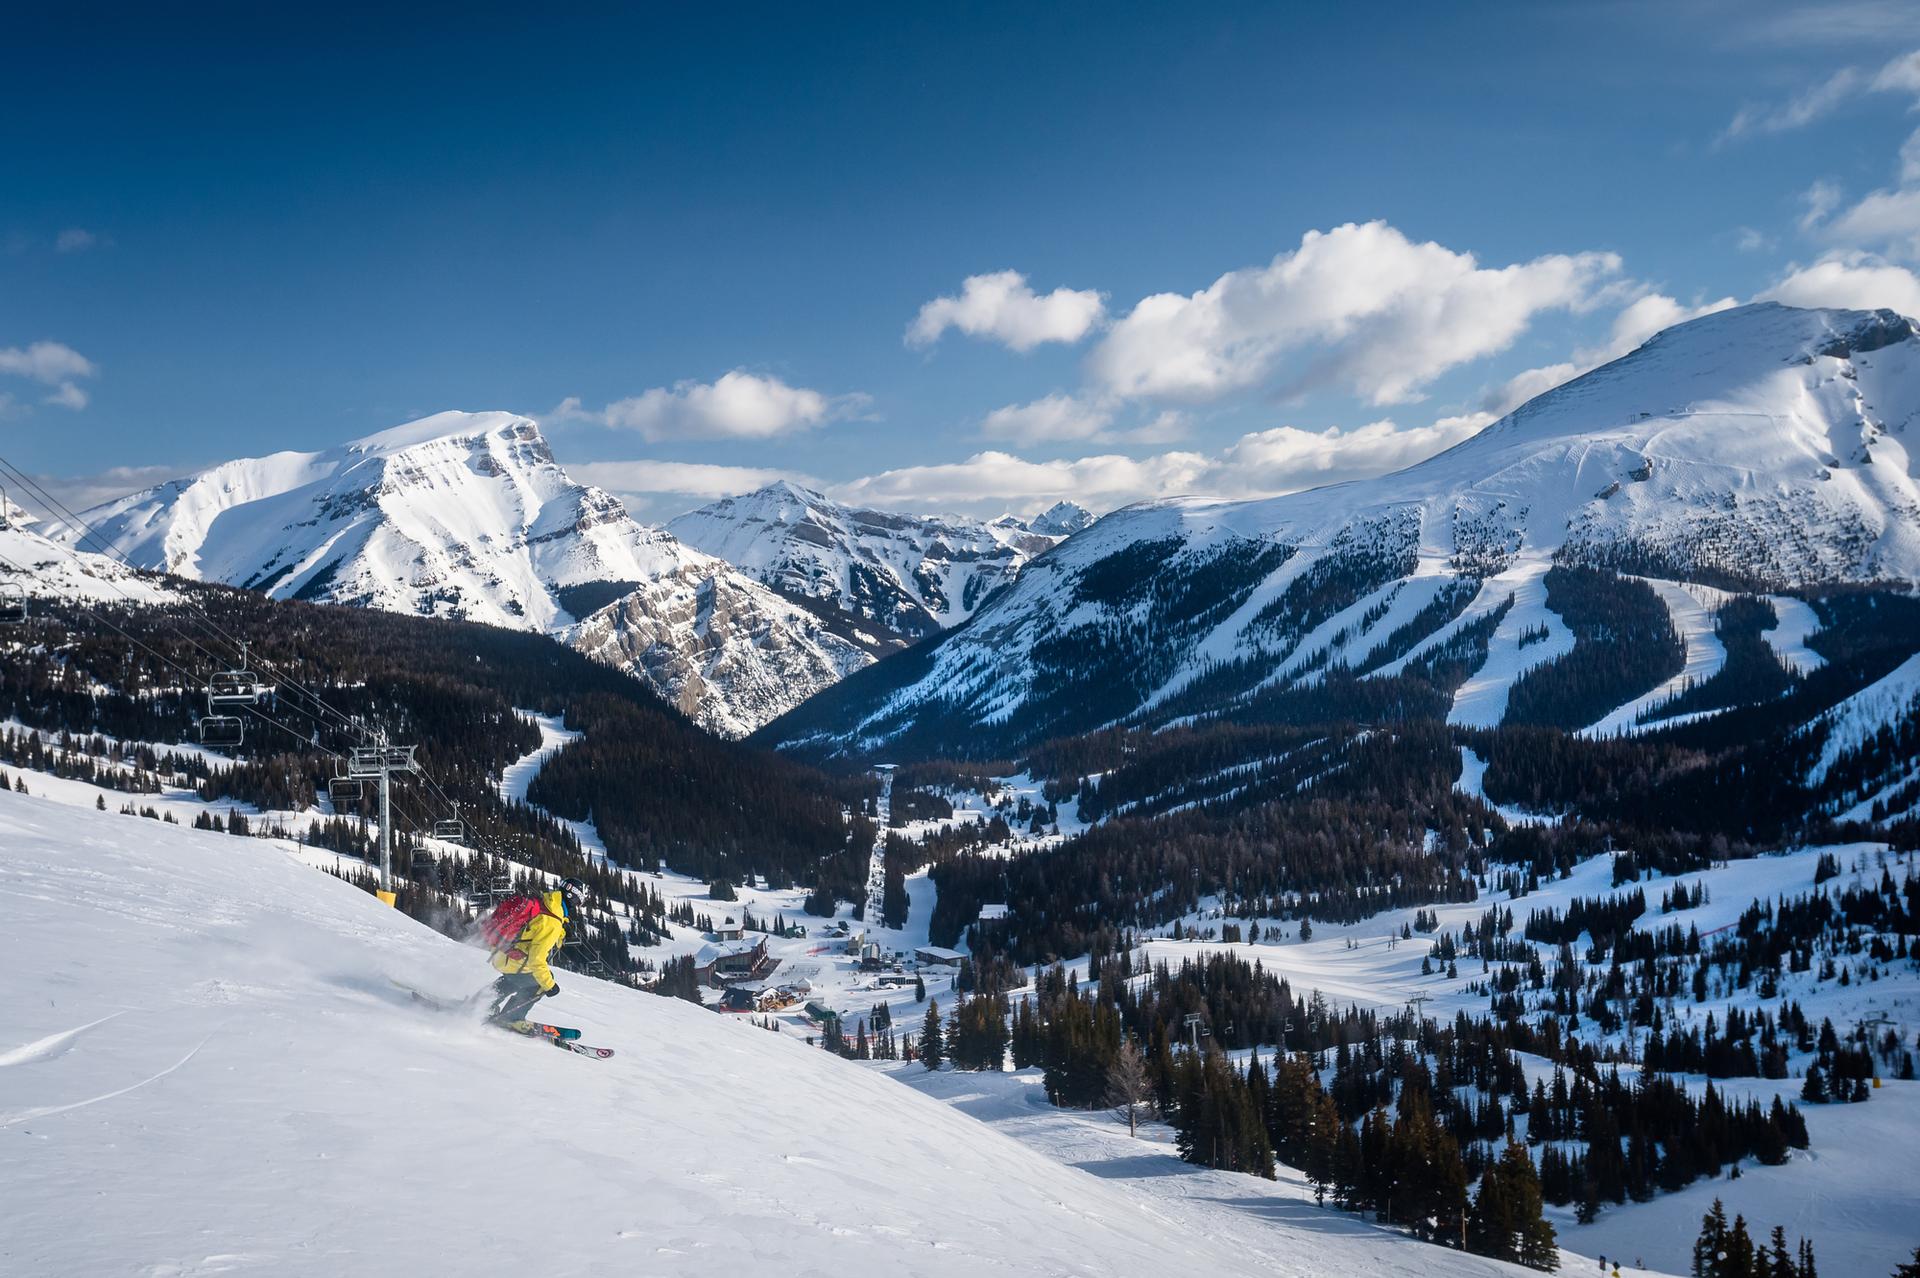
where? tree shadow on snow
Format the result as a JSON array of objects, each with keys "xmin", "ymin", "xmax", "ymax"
[
  {"xmin": 1199, "ymin": 1195, "xmax": 1402, "ymax": 1239},
  {"xmin": 1069, "ymin": 1152, "xmax": 1192, "ymax": 1180}
]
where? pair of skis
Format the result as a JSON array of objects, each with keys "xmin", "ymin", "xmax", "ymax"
[
  {"xmin": 500, "ymin": 1019, "xmax": 616, "ymax": 1060},
  {"xmin": 392, "ymin": 980, "xmax": 616, "ymax": 1060}
]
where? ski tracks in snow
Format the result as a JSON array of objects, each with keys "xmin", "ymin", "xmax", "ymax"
[
  {"xmin": 0, "ymin": 1011, "xmax": 124, "ymax": 1069},
  {"xmin": 0, "ymin": 1026, "xmax": 215, "ymax": 1130}
]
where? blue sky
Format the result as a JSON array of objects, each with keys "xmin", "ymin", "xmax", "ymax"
[{"xmin": 9, "ymin": 2, "xmax": 1920, "ymax": 519}]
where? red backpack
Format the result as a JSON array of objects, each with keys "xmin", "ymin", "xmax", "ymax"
[{"xmin": 481, "ymin": 895, "xmax": 545, "ymax": 951}]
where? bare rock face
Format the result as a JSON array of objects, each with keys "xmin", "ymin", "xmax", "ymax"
[
  {"xmin": 668, "ymin": 480, "xmax": 1089, "ymax": 645},
  {"xmin": 563, "ymin": 565, "xmax": 870, "ymax": 740}
]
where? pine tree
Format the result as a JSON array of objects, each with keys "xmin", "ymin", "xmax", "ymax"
[
  {"xmin": 1303, "ymin": 1085, "xmax": 1342, "ymax": 1206},
  {"xmin": 920, "ymin": 999, "xmax": 943, "ymax": 1070},
  {"xmin": 1725, "ymin": 1214, "xmax": 1756, "ymax": 1278},
  {"xmin": 1470, "ymin": 1140, "xmax": 1556, "ymax": 1271},
  {"xmin": 1506, "ymin": 1141, "xmax": 1558, "ymax": 1271},
  {"xmin": 1766, "ymin": 1226, "xmax": 1792, "ymax": 1278},
  {"xmin": 1890, "ymin": 1245, "xmax": 1919, "ymax": 1278},
  {"xmin": 1694, "ymin": 1199, "xmax": 1729, "ymax": 1278}
]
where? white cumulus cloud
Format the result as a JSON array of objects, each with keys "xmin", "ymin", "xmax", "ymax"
[
  {"xmin": 42, "ymin": 382, "xmax": 89, "ymax": 410},
  {"xmin": 834, "ymin": 449, "xmax": 1208, "ymax": 514},
  {"xmin": 1203, "ymin": 416, "xmax": 1492, "ymax": 499},
  {"xmin": 553, "ymin": 371, "xmax": 868, "ymax": 442},
  {"xmin": 0, "ymin": 340, "xmax": 96, "ymax": 384},
  {"xmin": 1084, "ymin": 221, "xmax": 1621, "ymax": 407},
  {"xmin": 979, "ymin": 393, "xmax": 1113, "ymax": 443},
  {"xmin": 1761, "ymin": 251, "xmax": 1920, "ymax": 315},
  {"xmin": 833, "ymin": 413, "xmax": 1489, "ymax": 517},
  {"xmin": 0, "ymin": 339, "xmax": 97, "ymax": 413},
  {"xmin": 1823, "ymin": 186, "xmax": 1920, "ymax": 261},
  {"xmin": 907, "ymin": 270, "xmax": 1106, "ymax": 351}
]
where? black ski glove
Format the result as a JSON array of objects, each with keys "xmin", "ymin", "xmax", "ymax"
[{"xmin": 544, "ymin": 983, "xmax": 560, "ymax": 997}]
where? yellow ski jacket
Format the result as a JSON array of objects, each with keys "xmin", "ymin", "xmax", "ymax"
[{"xmin": 490, "ymin": 890, "xmax": 567, "ymax": 991}]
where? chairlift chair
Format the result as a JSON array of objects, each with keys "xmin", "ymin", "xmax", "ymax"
[
  {"xmin": 326, "ymin": 775, "xmax": 363, "ymax": 804},
  {"xmin": 432, "ymin": 813, "xmax": 466, "ymax": 843},
  {"xmin": 0, "ymin": 583, "xmax": 26, "ymax": 625},
  {"xmin": 207, "ymin": 670, "xmax": 263, "ymax": 706},
  {"xmin": 198, "ymin": 715, "xmax": 245, "ymax": 748}
]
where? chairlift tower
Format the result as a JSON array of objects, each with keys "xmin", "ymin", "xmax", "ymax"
[
  {"xmin": 347, "ymin": 740, "xmax": 417, "ymax": 892},
  {"xmin": 1405, "ymin": 993, "xmax": 1433, "ymax": 1028}
]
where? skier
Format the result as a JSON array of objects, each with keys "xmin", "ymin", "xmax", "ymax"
[{"xmin": 485, "ymin": 877, "xmax": 586, "ymax": 1031}]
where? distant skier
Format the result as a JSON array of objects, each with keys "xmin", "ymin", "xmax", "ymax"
[{"xmin": 483, "ymin": 877, "xmax": 586, "ymax": 1030}]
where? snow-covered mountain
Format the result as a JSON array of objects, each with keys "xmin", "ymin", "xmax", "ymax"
[
  {"xmin": 766, "ymin": 303, "xmax": 1920, "ymax": 756},
  {"xmin": 667, "ymin": 481, "xmax": 1088, "ymax": 644},
  {"xmin": 65, "ymin": 412, "xmax": 871, "ymax": 738},
  {"xmin": 1027, "ymin": 499, "xmax": 1096, "ymax": 538}
]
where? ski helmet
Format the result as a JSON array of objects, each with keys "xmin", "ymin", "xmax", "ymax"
[{"xmin": 559, "ymin": 876, "xmax": 587, "ymax": 905}]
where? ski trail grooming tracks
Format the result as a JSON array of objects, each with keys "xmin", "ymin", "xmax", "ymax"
[{"xmin": 0, "ymin": 1012, "xmax": 125, "ymax": 1068}]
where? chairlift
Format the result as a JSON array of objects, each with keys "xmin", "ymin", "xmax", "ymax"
[
  {"xmin": 326, "ymin": 775, "xmax": 363, "ymax": 804},
  {"xmin": 198, "ymin": 715, "xmax": 245, "ymax": 748},
  {"xmin": 433, "ymin": 805, "xmax": 465, "ymax": 843},
  {"xmin": 0, "ymin": 583, "xmax": 26, "ymax": 625},
  {"xmin": 206, "ymin": 642, "xmax": 266, "ymax": 709}
]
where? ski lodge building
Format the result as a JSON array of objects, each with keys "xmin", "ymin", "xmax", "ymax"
[{"xmin": 692, "ymin": 936, "xmax": 775, "ymax": 987}]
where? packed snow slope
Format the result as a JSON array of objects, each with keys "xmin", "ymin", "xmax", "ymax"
[
  {"xmin": 669, "ymin": 481, "xmax": 1086, "ymax": 643},
  {"xmin": 766, "ymin": 304, "xmax": 1920, "ymax": 757},
  {"xmin": 0, "ymin": 789, "xmax": 1556, "ymax": 1278},
  {"xmin": 64, "ymin": 412, "xmax": 869, "ymax": 738}
]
